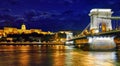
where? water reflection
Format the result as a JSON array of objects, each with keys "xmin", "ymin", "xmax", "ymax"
[
  {"xmin": 89, "ymin": 52, "xmax": 116, "ymax": 66},
  {"xmin": 0, "ymin": 45, "xmax": 119, "ymax": 66}
]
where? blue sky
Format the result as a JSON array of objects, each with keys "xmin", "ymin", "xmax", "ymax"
[{"xmin": 0, "ymin": 0, "xmax": 120, "ymax": 31}]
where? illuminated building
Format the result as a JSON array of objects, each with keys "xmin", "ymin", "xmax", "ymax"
[
  {"xmin": 4, "ymin": 27, "xmax": 18, "ymax": 34},
  {"xmin": 0, "ymin": 24, "xmax": 72, "ymax": 43},
  {"xmin": 0, "ymin": 24, "xmax": 53, "ymax": 37},
  {"xmin": 30, "ymin": 29, "xmax": 42, "ymax": 34},
  {"xmin": 21, "ymin": 23, "xmax": 26, "ymax": 30},
  {"xmin": 54, "ymin": 31, "xmax": 73, "ymax": 42}
]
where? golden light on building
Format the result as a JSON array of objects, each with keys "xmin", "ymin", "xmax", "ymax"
[
  {"xmin": 30, "ymin": 29, "xmax": 42, "ymax": 34},
  {"xmin": 0, "ymin": 23, "xmax": 53, "ymax": 37},
  {"xmin": 21, "ymin": 23, "xmax": 26, "ymax": 30},
  {"xmin": 6, "ymin": 37, "xmax": 13, "ymax": 41},
  {"xmin": 90, "ymin": 29, "xmax": 96, "ymax": 34},
  {"xmin": 101, "ymin": 23, "xmax": 107, "ymax": 32}
]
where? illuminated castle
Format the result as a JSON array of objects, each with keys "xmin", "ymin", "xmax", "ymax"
[{"xmin": 0, "ymin": 24, "xmax": 53, "ymax": 37}]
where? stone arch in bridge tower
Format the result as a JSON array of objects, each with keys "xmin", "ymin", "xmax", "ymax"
[{"xmin": 89, "ymin": 9, "xmax": 113, "ymax": 33}]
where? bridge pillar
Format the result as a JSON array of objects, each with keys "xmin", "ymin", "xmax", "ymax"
[
  {"xmin": 89, "ymin": 9, "xmax": 113, "ymax": 33},
  {"xmin": 65, "ymin": 32, "xmax": 74, "ymax": 44},
  {"xmin": 88, "ymin": 36, "xmax": 116, "ymax": 50}
]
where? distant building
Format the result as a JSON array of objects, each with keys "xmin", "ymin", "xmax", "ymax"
[
  {"xmin": 21, "ymin": 23, "xmax": 26, "ymax": 30},
  {"xmin": 54, "ymin": 31, "xmax": 73, "ymax": 43},
  {"xmin": 30, "ymin": 29, "xmax": 42, "ymax": 34},
  {"xmin": 0, "ymin": 24, "xmax": 53, "ymax": 37}
]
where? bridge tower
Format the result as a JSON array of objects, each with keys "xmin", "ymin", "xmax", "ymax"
[
  {"xmin": 89, "ymin": 9, "xmax": 113, "ymax": 33},
  {"xmin": 66, "ymin": 32, "xmax": 74, "ymax": 44}
]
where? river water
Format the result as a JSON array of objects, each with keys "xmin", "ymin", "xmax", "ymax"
[{"xmin": 0, "ymin": 45, "xmax": 119, "ymax": 66}]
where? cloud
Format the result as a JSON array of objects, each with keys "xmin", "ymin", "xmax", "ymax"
[
  {"xmin": 0, "ymin": 8, "xmax": 86, "ymax": 31},
  {"xmin": 8, "ymin": 0, "xmax": 21, "ymax": 5},
  {"xmin": 0, "ymin": 8, "xmax": 12, "ymax": 12},
  {"xmin": 62, "ymin": 10, "xmax": 74, "ymax": 15},
  {"xmin": 64, "ymin": 0, "xmax": 73, "ymax": 3},
  {"xmin": 15, "ymin": 17, "xmax": 26, "ymax": 22}
]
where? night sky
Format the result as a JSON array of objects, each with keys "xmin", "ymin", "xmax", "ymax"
[{"xmin": 0, "ymin": 0, "xmax": 120, "ymax": 32}]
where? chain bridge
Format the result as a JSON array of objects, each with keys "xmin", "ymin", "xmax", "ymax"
[{"xmin": 68, "ymin": 9, "xmax": 120, "ymax": 50}]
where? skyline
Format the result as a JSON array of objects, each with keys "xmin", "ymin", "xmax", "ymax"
[{"xmin": 0, "ymin": 0, "xmax": 120, "ymax": 31}]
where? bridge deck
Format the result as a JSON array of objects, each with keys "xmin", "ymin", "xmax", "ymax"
[{"xmin": 71, "ymin": 30, "xmax": 120, "ymax": 40}]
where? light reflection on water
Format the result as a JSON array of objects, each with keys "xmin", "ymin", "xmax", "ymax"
[{"xmin": 0, "ymin": 45, "xmax": 119, "ymax": 66}]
